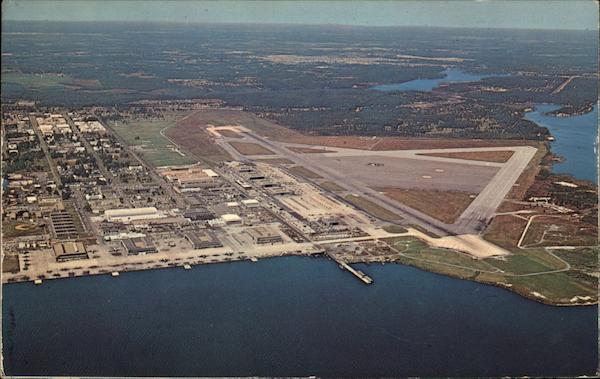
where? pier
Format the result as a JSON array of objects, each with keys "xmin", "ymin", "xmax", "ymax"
[{"xmin": 326, "ymin": 252, "xmax": 373, "ymax": 284}]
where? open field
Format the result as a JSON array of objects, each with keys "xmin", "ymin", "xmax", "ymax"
[
  {"xmin": 110, "ymin": 116, "xmax": 197, "ymax": 167},
  {"xmin": 3, "ymin": 221, "xmax": 46, "ymax": 238},
  {"xmin": 344, "ymin": 194, "xmax": 402, "ymax": 222},
  {"xmin": 229, "ymin": 141, "xmax": 275, "ymax": 155},
  {"xmin": 418, "ymin": 150, "xmax": 514, "ymax": 163},
  {"xmin": 388, "ymin": 237, "xmax": 496, "ymax": 271},
  {"xmin": 521, "ymin": 215, "xmax": 597, "ymax": 247},
  {"xmin": 374, "ymin": 188, "xmax": 474, "ymax": 223},
  {"xmin": 2, "ymin": 72, "xmax": 72, "ymax": 88},
  {"xmin": 287, "ymin": 165, "xmax": 323, "ymax": 179},
  {"xmin": 484, "ymin": 214, "xmax": 529, "ymax": 249},
  {"xmin": 381, "ymin": 236, "xmax": 597, "ymax": 304}
]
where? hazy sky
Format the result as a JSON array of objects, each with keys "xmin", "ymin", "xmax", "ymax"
[{"xmin": 2, "ymin": 0, "xmax": 598, "ymax": 30}]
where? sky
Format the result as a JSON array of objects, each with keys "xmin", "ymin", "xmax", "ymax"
[{"xmin": 2, "ymin": 0, "xmax": 598, "ymax": 30}]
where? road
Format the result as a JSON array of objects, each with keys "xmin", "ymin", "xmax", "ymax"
[{"xmin": 29, "ymin": 115, "xmax": 63, "ymax": 188}]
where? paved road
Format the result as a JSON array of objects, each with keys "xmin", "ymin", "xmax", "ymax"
[{"xmin": 29, "ymin": 115, "xmax": 63, "ymax": 188}]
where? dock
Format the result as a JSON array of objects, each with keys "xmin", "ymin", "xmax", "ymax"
[{"xmin": 326, "ymin": 252, "xmax": 373, "ymax": 284}]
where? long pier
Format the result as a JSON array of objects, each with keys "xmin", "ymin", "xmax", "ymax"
[{"xmin": 326, "ymin": 252, "xmax": 373, "ymax": 284}]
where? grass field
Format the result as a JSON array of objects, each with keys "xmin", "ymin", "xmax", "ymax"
[
  {"xmin": 374, "ymin": 187, "xmax": 474, "ymax": 223},
  {"xmin": 2, "ymin": 72, "xmax": 72, "ymax": 88},
  {"xmin": 229, "ymin": 141, "xmax": 275, "ymax": 155},
  {"xmin": 110, "ymin": 116, "xmax": 197, "ymax": 167},
  {"xmin": 344, "ymin": 195, "xmax": 402, "ymax": 222},
  {"xmin": 418, "ymin": 150, "xmax": 514, "ymax": 163},
  {"xmin": 288, "ymin": 166, "xmax": 323, "ymax": 179},
  {"xmin": 381, "ymin": 236, "xmax": 597, "ymax": 304},
  {"xmin": 521, "ymin": 215, "xmax": 597, "ymax": 247}
]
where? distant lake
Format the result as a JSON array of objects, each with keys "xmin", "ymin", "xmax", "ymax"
[
  {"xmin": 371, "ymin": 68, "xmax": 506, "ymax": 92},
  {"xmin": 3, "ymin": 256, "xmax": 597, "ymax": 377},
  {"xmin": 524, "ymin": 104, "xmax": 598, "ymax": 183}
]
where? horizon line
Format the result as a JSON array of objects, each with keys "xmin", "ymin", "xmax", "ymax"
[{"xmin": 2, "ymin": 19, "xmax": 597, "ymax": 32}]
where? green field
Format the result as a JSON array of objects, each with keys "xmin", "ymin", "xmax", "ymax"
[
  {"xmin": 2, "ymin": 221, "xmax": 46, "ymax": 238},
  {"xmin": 3, "ymin": 72, "xmax": 72, "ymax": 88},
  {"xmin": 382, "ymin": 236, "xmax": 597, "ymax": 304},
  {"xmin": 387, "ymin": 237, "xmax": 496, "ymax": 273},
  {"xmin": 109, "ymin": 116, "xmax": 197, "ymax": 167}
]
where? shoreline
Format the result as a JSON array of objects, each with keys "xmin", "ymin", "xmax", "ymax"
[{"xmin": 4, "ymin": 248, "xmax": 596, "ymax": 308}]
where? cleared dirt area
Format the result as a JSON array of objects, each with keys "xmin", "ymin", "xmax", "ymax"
[
  {"xmin": 344, "ymin": 194, "xmax": 402, "ymax": 222},
  {"xmin": 484, "ymin": 214, "xmax": 528, "ymax": 249},
  {"xmin": 229, "ymin": 141, "xmax": 275, "ymax": 155},
  {"xmin": 418, "ymin": 150, "xmax": 514, "ymax": 163},
  {"xmin": 287, "ymin": 165, "xmax": 323, "ymax": 179},
  {"xmin": 374, "ymin": 188, "xmax": 475, "ymax": 224}
]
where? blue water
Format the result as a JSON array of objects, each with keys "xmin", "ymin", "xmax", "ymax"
[
  {"xmin": 371, "ymin": 68, "xmax": 504, "ymax": 92},
  {"xmin": 525, "ymin": 104, "xmax": 598, "ymax": 183},
  {"xmin": 3, "ymin": 256, "xmax": 597, "ymax": 376}
]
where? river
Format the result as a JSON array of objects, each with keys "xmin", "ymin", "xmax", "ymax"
[
  {"xmin": 524, "ymin": 103, "xmax": 598, "ymax": 183},
  {"xmin": 3, "ymin": 256, "xmax": 597, "ymax": 376},
  {"xmin": 371, "ymin": 68, "xmax": 506, "ymax": 92}
]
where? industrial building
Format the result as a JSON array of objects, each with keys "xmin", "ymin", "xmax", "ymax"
[
  {"xmin": 52, "ymin": 241, "xmax": 88, "ymax": 262},
  {"xmin": 184, "ymin": 230, "xmax": 223, "ymax": 249},
  {"xmin": 104, "ymin": 207, "xmax": 164, "ymax": 223},
  {"xmin": 121, "ymin": 237, "xmax": 158, "ymax": 255},
  {"xmin": 247, "ymin": 226, "xmax": 283, "ymax": 245},
  {"xmin": 241, "ymin": 199, "xmax": 260, "ymax": 207},
  {"xmin": 221, "ymin": 213, "xmax": 242, "ymax": 224}
]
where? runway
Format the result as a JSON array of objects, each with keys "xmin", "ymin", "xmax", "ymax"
[{"xmin": 215, "ymin": 128, "xmax": 537, "ymax": 236}]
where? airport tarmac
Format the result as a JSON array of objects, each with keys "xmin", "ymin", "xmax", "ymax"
[{"xmin": 215, "ymin": 127, "xmax": 537, "ymax": 237}]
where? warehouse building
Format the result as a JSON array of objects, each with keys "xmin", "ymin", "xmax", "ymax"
[
  {"xmin": 121, "ymin": 237, "xmax": 158, "ymax": 255},
  {"xmin": 104, "ymin": 207, "xmax": 164, "ymax": 223},
  {"xmin": 184, "ymin": 230, "xmax": 223, "ymax": 249},
  {"xmin": 221, "ymin": 213, "xmax": 242, "ymax": 224},
  {"xmin": 52, "ymin": 241, "xmax": 88, "ymax": 262},
  {"xmin": 247, "ymin": 226, "xmax": 283, "ymax": 245}
]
